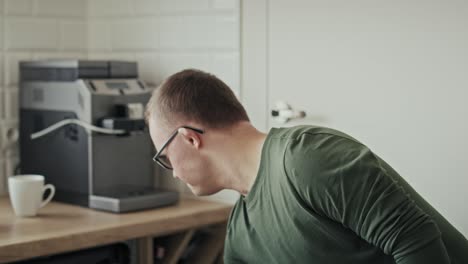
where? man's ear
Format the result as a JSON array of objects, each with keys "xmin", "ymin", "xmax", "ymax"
[{"xmin": 178, "ymin": 127, "xmax": 202, "ymax": 149}]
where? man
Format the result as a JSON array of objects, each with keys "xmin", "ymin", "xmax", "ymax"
[{"xmin": 145, "ymin": 69, "xmax": 468, "ymax": 263}]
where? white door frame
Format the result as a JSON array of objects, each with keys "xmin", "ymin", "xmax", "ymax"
[{"xmin": 240, "ymin": 0, "xmax": 269, "ymax": 132}]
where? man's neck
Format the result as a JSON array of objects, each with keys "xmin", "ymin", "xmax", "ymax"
[{"xmin": 210, "ymin": 122, "xmax": 267, "ymax": 196}]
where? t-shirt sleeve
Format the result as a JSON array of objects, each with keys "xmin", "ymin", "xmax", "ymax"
[{"xmin": 284, "ymin": 133, "xmax": 450, "ymax": 264}]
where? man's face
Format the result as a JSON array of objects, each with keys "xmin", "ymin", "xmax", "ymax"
[{"xmin": 148, "ymin": 116, "xmax": 220, "ymax": 196}]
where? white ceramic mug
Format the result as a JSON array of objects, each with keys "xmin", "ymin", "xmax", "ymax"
[{"xmin": 8, "ymin": 175, "xmax": 55, "ymax": 217}]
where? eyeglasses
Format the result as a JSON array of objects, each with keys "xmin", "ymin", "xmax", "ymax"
[{"xmin": 152, "ymin": 126, "xmax": 204, "ymax": 170}]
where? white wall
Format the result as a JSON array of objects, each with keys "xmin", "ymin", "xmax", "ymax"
[{"xmin": 0, "ymin": 0, "xmax": 241, "ymax": 204}]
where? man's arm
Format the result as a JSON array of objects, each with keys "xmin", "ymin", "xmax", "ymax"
[{"xmin": 284, "ymin": 133, "xmax": 450, "ymax": 263}]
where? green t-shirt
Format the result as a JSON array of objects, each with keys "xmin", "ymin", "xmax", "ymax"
[{"xmin": 224, "ymin": 126, "xmax": 468, "ymax": 264}]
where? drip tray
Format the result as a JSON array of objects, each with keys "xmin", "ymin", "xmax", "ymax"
[{"xmin": 90, "ymin": 186, "xmax": 179, "ymax": 213}]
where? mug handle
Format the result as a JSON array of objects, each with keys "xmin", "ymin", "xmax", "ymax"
[{"xmin": 40, "ymin": 184, "xmax": 56, "ymax": 208}]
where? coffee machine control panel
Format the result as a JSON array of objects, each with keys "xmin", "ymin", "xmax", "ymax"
[{"xmin": 87, "ymin": 79, "xmax": 147, "ymax": 95}]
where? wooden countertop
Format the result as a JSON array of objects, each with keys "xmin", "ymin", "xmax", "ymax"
[{"xmin": 0, "ymin": 195, "xmax": 233, "ymax": 263}]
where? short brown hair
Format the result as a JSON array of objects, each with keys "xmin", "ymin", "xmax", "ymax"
[{"xmin": 146, "ymin": 69, "xmax": 249, "ymax": 129}]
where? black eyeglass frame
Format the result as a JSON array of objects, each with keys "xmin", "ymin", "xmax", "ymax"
[{"xmin": 152, "ymin": 126, "xmax": 204, "ymax": 170}]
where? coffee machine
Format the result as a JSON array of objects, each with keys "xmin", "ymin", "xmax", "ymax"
[{"xmin": 19, "ymin": 60, "xmax": 178, "ymax": 213}]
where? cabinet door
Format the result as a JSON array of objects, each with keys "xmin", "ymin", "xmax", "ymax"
[{"xmin": 242, "ymin": 0, "xmax": 468, "ymax": 235}]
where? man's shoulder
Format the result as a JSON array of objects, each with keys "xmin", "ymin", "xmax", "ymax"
[
  {"xmin": 276, "ymin": 125, "xmax": 370, "ymax": 186},
  {"xmin": 269, "ymin": 125, "xmax": 362, "ymax": 149}
]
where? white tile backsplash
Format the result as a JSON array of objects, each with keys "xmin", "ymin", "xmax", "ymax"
[
  {"xmin": 3, "ymin": 88, "xmax": 19, "ymax": 119},
  {"xmin": 5, "ymin": 0, "xmax": 34, "ymax": 15},
  {"xmin": 135, "ymin": 52, "xmax": 160, "ymax": 85},
  {"xmin": 36, "ymin": 0, "xmax": 86, "ymax": 17},
  {"xmin": 160, "ymin": 14, "xmax": 238, "ymax": 50},
  {"xmin": 213, "ymin": 0, "xmax": 239, "ymax": 10},
  {"xmin": 0, "ymin": 0, "xmax": 240, "ymax": 203},
  {"xmin": 160, "ymin": 0, "xmax": 211, "ymax": 13},
  {"xmin": 87, "ymin": 52, "xmax": 136, "ymax": 61},
  {"xmin": 159, "ymin": 16, "xmax": 213, "ymax": 49},
  {"xmin": 88, "ymin": 0, "xmax": 132, "ymax": 17},
  {"xmin": 214, "ymin": 15, "xmax": 239, "ymax": 49},
  {"xmin": 5, "ymin": 53, "xmax": 33, "ymax": 86},
  {"xmin": 110, "ymin": 18, "xmax": 159, "ymax": 50},
  {"xmin": 158, "ymin": 16, "xmax": 186, "ymax": 49},
  {"xmin": 87, "ymin": 19, "xmax": 111, "ymax": 51},
  {"xmin": 6, "ymin": 18, "xmax": 58, "ymax": 50},
  {"xmin": 158, "ymin": 53, "xmax": 212, "ymax": 79},
  {"xmin": 0, "ymin": 119, "xmax": 19, "ymax": 153},
  {"xmin": 134, "ymin": 0, "xmax": 160, "ymax": 15},
  {"xmin": 32, "ymin": 52, "xmax": 87, "ymax": 61},
  {"xmin": 60, "ymin": 21, "xmax": 87, "ymax": 50},
  {"xmin": 5, "ymin": 155, "xmax": 19, "ymax": 179},
  {"xmin": 5, "ymin": 143, "xmax": 19, "ymax": 161}
]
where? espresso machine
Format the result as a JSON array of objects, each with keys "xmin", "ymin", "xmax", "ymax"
[{"xmin": 19, "ymin": 60, "xmax": 178, "ymax": 213}]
